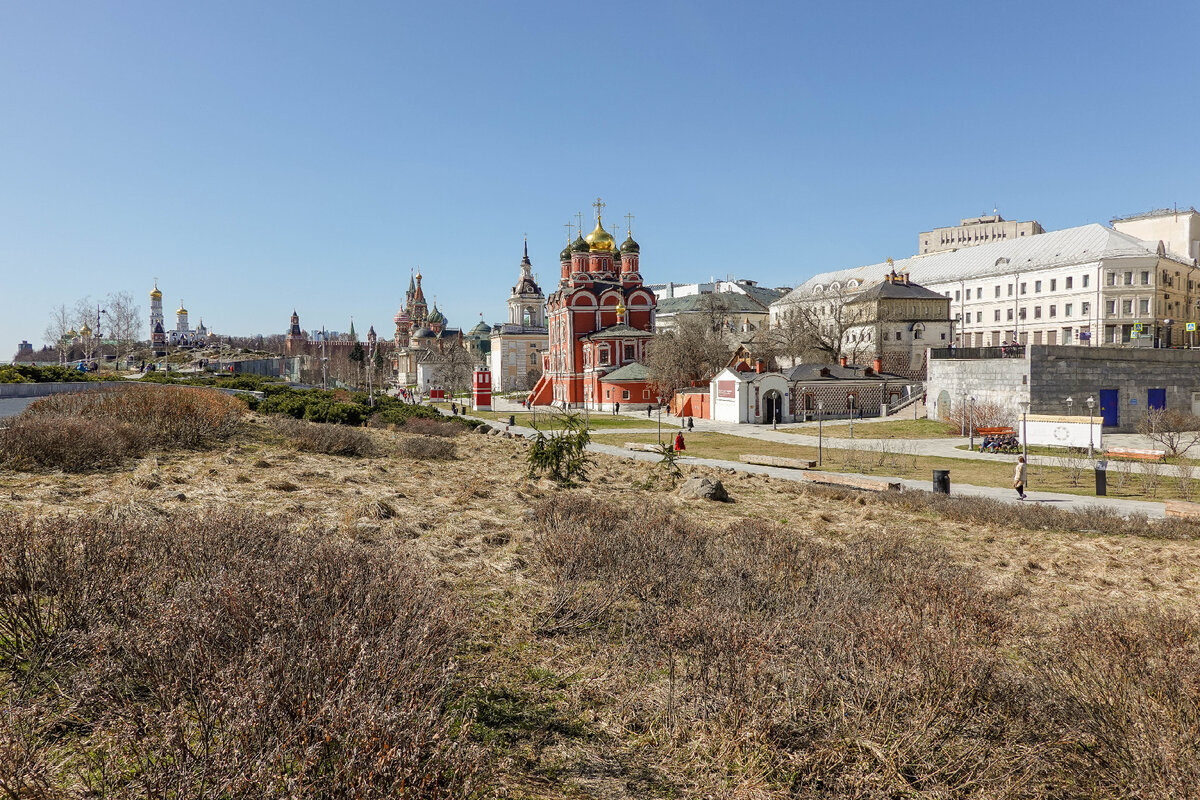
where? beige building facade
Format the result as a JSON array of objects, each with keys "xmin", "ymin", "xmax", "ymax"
[
  {"xmin": 1111, "ymin": 207, "xmax": 1200, "ymax": 266},
  {"xmin": 919, "ymin": 213, "xmax": 1045, "ymax": 255}
]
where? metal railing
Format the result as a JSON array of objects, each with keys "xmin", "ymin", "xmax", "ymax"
[{"xmin": 929, "ymin": 345, "xmax": 1026, "ymax": 359}]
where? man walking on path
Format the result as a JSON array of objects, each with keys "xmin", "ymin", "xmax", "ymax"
[{"xmin": 1014, "ymin": 455, "xmax": 1027, "ymax": 500}]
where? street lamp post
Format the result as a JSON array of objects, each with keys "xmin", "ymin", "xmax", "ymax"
[
  {"xmin": 1086, "ymin": 395, "xmax": 1095, "ymax": 459},
  {"xmin": 849, "ymin": 394, "xmax": 856, "ymax": 439},
  {"xmin": 1019, "ymin": 400, "xmax": 1031, "ymax": 472},
  {"xmin": 1065, "ymin": 396, "xmax": 1074, "ymax": 417},
  {"xmin": 968, "ymin": 396, "xmax": 975, "ymax": 451},
  {"xmin": 817, "ymin": 400, "xmax": 824, "ymax": 467}
]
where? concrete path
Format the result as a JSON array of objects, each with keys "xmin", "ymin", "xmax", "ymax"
[{"xmin": 466, "ymin": 409, "xmax": 1168, "ymax": 520}]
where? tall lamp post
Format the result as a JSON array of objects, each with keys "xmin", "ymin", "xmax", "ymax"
[
  {"xmin": 1086, "ymin": 395, "xmax": 1095, "ymax": 459},
  {"xmin": 1019, "ymin": 400, "xmax": 1030, "ymax": 470},
  {"xmin": 848, "ymin": 394, "xmax": 856, "ymax": 439},
  {"xmin": 968, "ymin": 396, "xmax": 976, "ymax": 451},
  {"xmin": 817, "ymin": 400, "xmax": 824, "ymax": 467}
]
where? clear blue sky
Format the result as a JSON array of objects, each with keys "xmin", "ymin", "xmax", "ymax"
[{"xmin": 3, "ymin": 1, "xmax": 1198, "ymax": 355}]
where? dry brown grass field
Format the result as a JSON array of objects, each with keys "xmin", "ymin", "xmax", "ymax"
[{"xmin": 3, "ymin": 401, "xmax": 1200, "ymax": 798}]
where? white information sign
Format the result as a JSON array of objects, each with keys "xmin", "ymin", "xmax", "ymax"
[{"xmin": 1018, "ymin": 414, "xmax": 1103, "ymax": 450}]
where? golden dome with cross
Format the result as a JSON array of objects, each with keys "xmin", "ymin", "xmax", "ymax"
[{"xmin": 584, "ymin": 197, "xmax": 616, "ymax": 252}]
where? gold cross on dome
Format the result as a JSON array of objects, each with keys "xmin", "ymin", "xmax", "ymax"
[
  {"xmin": 576, "ymin": 211, "xmax": 584, "ymax": 235},
  {"xmin": 592, "ymin": 197, "xmax": 605, "ymax": 222},
  {"xmin": 624, "ymin": 212, "xmax": 635, "ymax": 237},
  {"xmin": 563, "ymin": 221, "xmax": 574, "ymax": 241}
]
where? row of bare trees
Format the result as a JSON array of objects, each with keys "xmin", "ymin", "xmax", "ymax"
[{"xmin": 42, "ymin": 293, "xmax": 142, "ymax": 365}]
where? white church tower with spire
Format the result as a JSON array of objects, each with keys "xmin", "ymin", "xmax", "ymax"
[{"xmin": 490, "ymin": 239, "xmax": 549, "ymax": 391}]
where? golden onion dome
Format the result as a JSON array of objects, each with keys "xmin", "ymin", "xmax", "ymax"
[
  {"xmin": 584, "ymin": 219, "xmax": 615, "ymax": 252},
  {"xmin": 66, "ymin": 328, "xmax": 77, "ymax": 338},
  {"xmin": 150, "ymin": 286, "xmax": 162, "ymax": 299},
  {"xmin": 177, "ymin": 305, "xmax": 187, "ymax": 315},
  {"xmin": 79, "ymin": 323, "xmax": 92, "ymax": 336}
]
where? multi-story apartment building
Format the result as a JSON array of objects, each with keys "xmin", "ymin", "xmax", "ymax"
[
  {"xmin": 774, "ymin": 220, "xmax": 1200, "ymax": 353},
  {"xmin": 918, "ymin": 213, "xmax": 1045, "ymax": 255}
]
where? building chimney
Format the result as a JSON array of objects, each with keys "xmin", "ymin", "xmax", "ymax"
[
  {"xmin": 755, "ymin": 359, "xmax": 765, "ymax": 374},
  {"xmin": 873, "ymin": 357, "xmax": 883, "ymax": 374},
  {"xmin": 839, "ymin": 356, "xmax": 848, "ymax": 368}
]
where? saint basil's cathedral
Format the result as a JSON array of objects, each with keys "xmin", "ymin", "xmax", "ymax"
[{"xmin": 529, "ymin": 200, "xmax": 660, "ymax": 410}]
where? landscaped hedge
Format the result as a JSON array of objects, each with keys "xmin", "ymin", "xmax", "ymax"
[{"xmin": 0, "ymin": 364, "xmax": 102, "ymax": 383}]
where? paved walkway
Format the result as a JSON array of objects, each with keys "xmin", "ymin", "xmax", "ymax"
[{"xmin": 466, "ymin": 403, "xmax": 1168, "ymax": 520}]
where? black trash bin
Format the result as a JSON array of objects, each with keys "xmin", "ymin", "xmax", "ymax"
[
  {"xmin": 1095, "ymin": 459, "xmax": 1108, "ymax": 496},
  {"xmin": 933, "ymin": 469, "xmax": 950, "ymax": 494}
]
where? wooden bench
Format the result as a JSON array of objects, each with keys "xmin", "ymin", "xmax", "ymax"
[
  {"xmin": 1165, "ymin": 500, "xmax": 1200, "ymax": 519},
  {"xmin": 740, "ymin": 454, "xmax": 817, "ymax": 470},
  {"xmin": 977, "ymin": 426, "xmax": 1015, "ymax": 436},
  {"xmin": 1105, "ymin": 447, "xmax": 1167, "ymax": 462},
  {"xmin": 804, "ymin": 472, "xmax": 902, "ymax": 492}
]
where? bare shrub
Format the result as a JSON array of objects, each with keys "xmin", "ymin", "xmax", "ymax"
[
  {"xmin": 0, "ymin": 415, "xmax": 147, "ymax": 471},
  {"xmin": 943, "ymin": 398, "xmax": 1013, "ymax": 433},
  {"xmin": 1177, "ymin": 461, "xmax": 1197, "ymax": 501},
  {"xmin": 1139, "ymin": 459, "xmax": 1164, "ymax": 498},
  {"xmin": 0, "ymin": 508, "xmax": 479, "ymax": 797},
  {"xmin": 25, "ymin": 384, "xmax": 243, "ymax": 448},
  {"xmin": 1029, "ymin": 606, "xmax": 1200, "ymax": 796},
  {"xmin": 398, "ymin": 434, "xmax": 457, "ymax": 461},
  {"xmin": 273, "ymin": 416, "xmax": 378, "ymax": 457},
  {"xmin": 1113, "ymin": 457, "xmax": 1134, "ymax": 490},
  {"xmin": 401, "ymin": 417, "xmax": 466, "ymax": 438},
  {"xmin": 529, "ymin": 496, "xmax": 1200, "ymax": 795},
  {"xmin": 1137, "ymin": 407, "xmax": 1200, "ymax": 459}
]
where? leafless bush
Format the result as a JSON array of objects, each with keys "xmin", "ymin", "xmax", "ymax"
[
  {"xmin": 1137, "ymin": 407, "xmax": 1200, "ymax": 459},
  {"xmin": 528, "ymin": 496, "xmax": 1200, "ymax": 795},
  {"xmin": 943, "ymin": 398, "xmax": 1014, "ymax": 433},
  {"xmin": 273, "ymin": 416, "xmax": 378, "ymax": 457},
  {"xmin": 402, "ymin": 417, "xmax": 466, "ymax": 438},
  {"xmin": 26, "ymin": 384, "xmax": 243, "ymax": 448},
  {"xmin": 1055, "ymin": 453, "xmax": 1088, "ymax": 487},
  {"xmin": 1177, "ymin": 461, "xmax": 1197, "ymax": 501},
  {"xmin": 0, "ymin": 508, "xmax": 479, "ymax": 797},
  {"xmin": 1113, "ymin": 457, "xmax": 1134, "ymax": 490},
  {"xmin": 1139, "ymin": 459, "xmax": 1164, "ymax": 497},
  {"xmin": 0, "ymin": 415, "xmax": 147, "ymax": 471},
  {"xmin": 398, "ymin": 434, "xmax": 457, "ymax": 461}
]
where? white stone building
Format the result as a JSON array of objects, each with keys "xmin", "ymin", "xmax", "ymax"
[
  {"xmin": 774, "ymin": 220, "xmax": 1200, "ymax": 351},
  {"xmin": 489, "ymin": 242, "xmax": 549, "ymax": 391}
]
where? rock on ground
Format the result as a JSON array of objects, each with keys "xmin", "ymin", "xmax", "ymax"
[{"xmin": 678, "ymin": 476, "xmax": 730, "ymax": 502}]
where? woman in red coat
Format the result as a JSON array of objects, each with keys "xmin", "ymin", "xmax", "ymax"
[{"xmin": 674, "ymin": 432, "xmax": 685, "ymax": 452}]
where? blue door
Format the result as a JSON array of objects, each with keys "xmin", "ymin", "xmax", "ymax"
[
  {"xmin": 1099, "ymin": 389, "xmax": 1119, "ymax": 427},
  {"xmin": 1148, "ymin": 388, "xmax": 1166, "ymax": 410}
]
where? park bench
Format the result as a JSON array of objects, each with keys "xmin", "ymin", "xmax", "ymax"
[
  {"xmin": 976, "ymin": 426, "xmax": 1015, "ymax": 436},
  {"xmin": 806, "ymin": 472, "xmax": 902, "ymax": 492},
  {"xmin": 1165, "ymin": 500, "xmax": 1200, "ymax": 519},
  {"xmin": 740, "ymin": 454, "xmax": 817, "ymax": 470},
  {"xmin": 1105, "ymin": 447, "xmax": 1167, "ymax": 462}
]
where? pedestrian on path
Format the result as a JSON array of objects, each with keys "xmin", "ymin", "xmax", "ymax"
[
  {"xmin": 687, "ymin": 416, "xmax": 694, "ymax": 431},
  {"xmin": 614, "ymin": 401, "xmax": 619, "ymax": 415},
  {"xmin": 1013, "ymin": 455, "xmax": 1027, "ymax": 500},
  {"xmin": 674, "ymin": 431, "xmax": 686, "ymax": 452}
]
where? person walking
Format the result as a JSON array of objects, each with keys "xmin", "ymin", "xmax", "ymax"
[
  {"xmin": 687, "ymin": 416, "xmax": 694, "ymax": 431},
  {"xmin": 674, "ymin": 431, "xmax": 686, "ymax": 452},
  {"xmin": 614, "ymin": 401, "xmax": 619, "ymax": 415},
  {"xmin": 1013, "ymin": 455, "xmax": 1027, "ymax": 500}
]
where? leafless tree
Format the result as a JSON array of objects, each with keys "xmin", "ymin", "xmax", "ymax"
[
  {"xmin": 43, "ymin": 304, "xmax": 74, "ymax": 363},
  {"xmin": 646, "ymin": 314, "xmax": 733, "ymax": 401},
  {"xmin": 440, "ymin": 344, "xmax": 477, "ymax": 396},
  {"xmin": 105, "ymin": 291, "xmax": 142, "ymax": 366},
  {"xmin": 1137, "ymin": 408, "xmax": 1200, "ymax": 459}
]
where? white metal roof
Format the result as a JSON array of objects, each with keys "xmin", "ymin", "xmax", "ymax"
[{"xmin": 775, "ymin": 224, "xmax": 1190, "ymax": 306}]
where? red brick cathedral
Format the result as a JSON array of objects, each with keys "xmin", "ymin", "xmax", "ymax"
[{"xmin": 529, "ymin": 199, "xmax": 659, "ymax": 409}]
